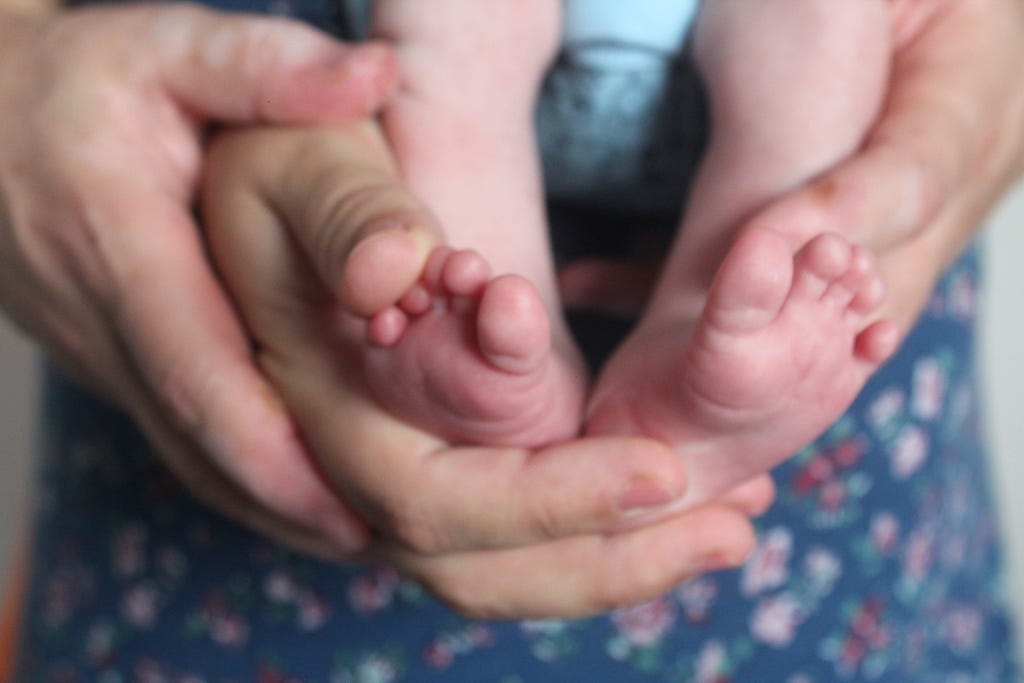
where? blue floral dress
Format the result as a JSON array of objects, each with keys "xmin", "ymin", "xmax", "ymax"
[{"xmin": 11, "ymin": 1, "xmax": 1020, "ymax": 681}]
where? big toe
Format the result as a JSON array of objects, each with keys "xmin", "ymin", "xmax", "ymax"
[
  {"xmin": 477, "ymin": 275, "xmax": 551, "ymax": 374},
  {"xmin": 704, "ymin": 226, "xmax": 794, "ymax": 334}
]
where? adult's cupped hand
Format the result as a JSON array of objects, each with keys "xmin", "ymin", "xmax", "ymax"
[{"xmin": 0, "ymin": 3, "xmax": 398, "ymax": 557}]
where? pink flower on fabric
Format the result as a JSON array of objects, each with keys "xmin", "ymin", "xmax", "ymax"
[{"xmin": 870, "ymin": 512, "xmax": 901, "ymax": 555}]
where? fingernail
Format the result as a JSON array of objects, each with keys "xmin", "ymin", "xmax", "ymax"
[
  {"xmin": 354, "ymin": 220, "xmax": 437, "ymax": 262},
  {"xmin": 696, "ymin": 552, "xmax": 745, "ymax": 575},
  {"xmin": 321, "ymin": 43, "xmax": 395, "ymax": 83},
  {"xmin": 404, "ymin": 222, "xmax": 439, "ymax": 252},
  {"xmin": 619, "ymin": 476, "xmax": 679, "ymax": 513}
]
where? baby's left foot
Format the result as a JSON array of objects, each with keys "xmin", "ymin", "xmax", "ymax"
[
  {"xmin": 361, "ymin": 245, "xmax": 586, "ymax": 448},
  {"xmin": 587, "ymin": 226, "xmax": 898, "ymax": 507}
]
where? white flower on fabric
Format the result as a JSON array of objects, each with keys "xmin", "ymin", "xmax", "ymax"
[
  {"xmin": 750, "ymin": 593, "xmax": 803, "ymax": 648},
  {"xmin": 210, "ymin": 613, "xmax": 249, "ymax": 648},
  {"xmin": 121, "ymin": 582, "xmax": 161, "ymax": 629},
  {"xmin": 694, "ymin": 641, "xmax": 728, "ymax": 683},
  {"xmin": 264, "ymin": 569, "xmax": 299, "ymax": 604},
  {"xmin": 611, "ymin": 597, "xmax": 675, "ymax": 647},
  {"xmin": 741, "ymin": 527, "xmax": 793, "ymax": 596},
  {"xmin": 297, "ymin": 592, "xmax": 331, "ymax": 632},
  {"xmin": 870, "ymin": 512, "xmax": 901, "ymax": 555},
  {"xmin": 912, "ymin": 357, "xmax": 945, "ymax": 420},
  {"xmin": 804, "ymin": 547, "xmax": 841, "ymax": 597},
  {"xmin": 519, "ymin": 619, "xmax": 569, "ymax": 637},
  {"xmin": 85, "ymin": 620, "xmax": 115, "ymax": 665},
  {"xmin": 890, "ymin": 425, "xmax": 929, "ymax": 479},
  {"xmin": 867, "ymin": 388, "xmax": 905, "ymax": 435},
  {"xmin": 676, "ymin": 577, "xmax": 718, "ymax": 623},
  {"xmin": 354, "ymin": 654, "xmax": 399, "ymax": 683}
]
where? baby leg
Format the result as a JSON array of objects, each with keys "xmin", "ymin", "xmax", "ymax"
[
  {"xmin": 589, "ymin": 0, "xmax": 896, "ymax": 504},
  {"xmin": 361, "ymin": 0, "xmax": 587, "ymax": 446}
]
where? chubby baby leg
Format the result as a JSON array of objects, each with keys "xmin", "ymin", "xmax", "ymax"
[
  {"xmin": 362, "ymin": 0, "xmax": 587, "ymax": 445},
  {"xmin": 649, "ymin": 0, "xmax": 893, "ymax": 304},
  {"xmin": 588, "ymin": 0, "xmax": 895, "ymax": 502}
]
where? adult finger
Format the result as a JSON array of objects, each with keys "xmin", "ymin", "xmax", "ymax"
[
  {"xmin": 280, "ymin": 347, "xmax": 692, "ymax": 555},
  {"xmin": 376, "ymin": 504, "xmax": 757, "ymax": 620},
  {"xmin": 144, "ymin": 4, "xmax": 398, "ymax": 123},
  {"xmin": 125, "ymin": 373, "xmax": 364, "ymax": 563},
  {"xmin": 209, "ymin": 123, "xmax": 442, "ymax": 317},
  {"xmin": 81, "ymin": 177, "xmax": 369, "ymax": 551},
  {"xmin": 747, "ymin": 3, "xmax": 1020, "ymax": 254}
]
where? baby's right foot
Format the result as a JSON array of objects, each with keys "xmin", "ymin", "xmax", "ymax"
[
  {"xmin": 587, "ymin": 227, "xmax": 898, "ymax": 508},
  {"xmin": 348, "ymin": 235, "xmax": 586, "ymax": 448}
]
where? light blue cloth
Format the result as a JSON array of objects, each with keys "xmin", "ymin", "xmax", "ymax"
[{"xmin": 564, "ymin": 0, "xmax": 699, "ymax": 67}]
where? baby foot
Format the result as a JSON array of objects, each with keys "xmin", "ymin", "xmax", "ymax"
[
  {"xmin": 357, "ymin": 243, "xmax": 586, "ymax": 447},
  {"xmin": 587, "ymin": 226, "xmax": 898, "ymax": 507}
]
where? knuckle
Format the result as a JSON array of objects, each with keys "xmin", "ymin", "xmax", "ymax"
[
  {"xmin": 526, "ymin": 491, "xmax": 571, "ymax": 541},
  {"xmin": 382, "ymin": 504, "xmax": 450, "ymax": 557}
]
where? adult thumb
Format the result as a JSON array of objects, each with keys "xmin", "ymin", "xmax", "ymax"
[{"xmin": 152, "ymin": 4, "xmax": 397, "ymax": 124}]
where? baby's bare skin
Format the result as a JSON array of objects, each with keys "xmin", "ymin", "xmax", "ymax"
[
  {"xmin": 588, "ymin": 0, "xmax": 898, "ymax": 506},
  {"xmin": 354, "ymin": 0, "xmax": 898, "ymax": 485},
  {"xmin": 356, "ymin": 0, "xmax": 587, "ymax": 447}
]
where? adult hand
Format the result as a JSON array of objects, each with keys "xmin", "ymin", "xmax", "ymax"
[
  {"xmin": 745, "ymin": 0, "xmax": 1024, "ymax": 331},
  {"xmin": 562, "ymin": 0, "xmax": 1024, "ymax": 333},
  {"xmin": 202, "ymin": 122, "xmax": 774, "ymax": 619},
  {"xmin": 0, "ymin": 4, "xmax": 397, "ymax": 558}
]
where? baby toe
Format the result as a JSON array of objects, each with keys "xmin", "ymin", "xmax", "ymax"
[
  {"xmin": 854, "ymin": 319, "xmax": 900, "ymax": 366},
  {"xmin": 398, "ymin": 282, "xmax": 433, "ymax": 315},
  {"xmin": 477, "ymin": 275, "xmax": 551, "ymax": 375},
  {"xmin": 367, "ymin": 306, "xmax": 409, "ymax": 347},
  {"xmin": 703, "ymin": 225, "xmax": 793, "ymax": 334},
  {"xmin": 791, "ymin": 233, "xmax": 851, "ymax": 301},
  {"xmin": 442, "ymin": 249, "xmax": 491, "ymax": 297}
]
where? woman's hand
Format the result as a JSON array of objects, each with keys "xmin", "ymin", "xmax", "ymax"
[
  {"xmin": 748, "ymin": 0, "xmax": 1024, "ymax": 330},
  {"xmin": 562, "ymin": 0, "xmax": 1024, "ymax": 333},
  {"xmin": 202, "ymin": 123, "xmax": 774, "ymax": 619},
  {"xmin": 0, "ymin": 4, "xmax": 398, "ymax": 556}
]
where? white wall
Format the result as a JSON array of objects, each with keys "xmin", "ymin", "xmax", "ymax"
[
  {"xmin": 0, "ymin": 184, "xmax": 1022, "ymax": 651},
  {"xmin": 981, "ymin": 182, "xmax": 1024, "ymax": 634},
  {"xmin": 0, "ymin": 320, "xmax": 35, "ymax": 592}
]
